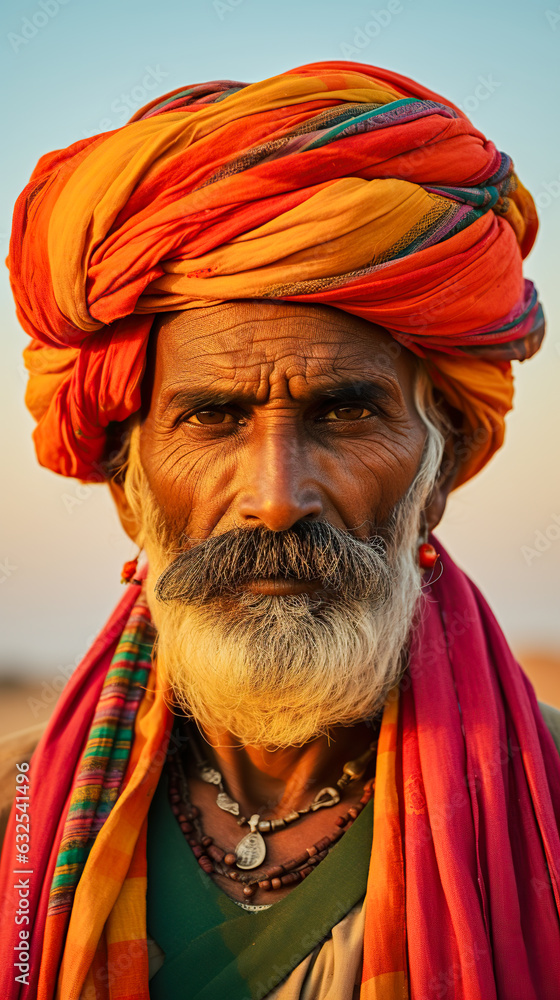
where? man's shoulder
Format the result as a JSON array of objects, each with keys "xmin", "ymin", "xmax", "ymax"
[
  {"xmin": 0, "ymin": 722, "xmax": 47, "ymax": 850},
  {"xmin": 537, "ymin": 700, "xmax": 560, "ymax": 755}
]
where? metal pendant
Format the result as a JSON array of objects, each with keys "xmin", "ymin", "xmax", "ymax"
[
  {"xmin": 235, "ymin": 814, "xmax": 267, "ymax": 870},
  {"xmin": 216, "ymin": 791, "xmax": 240, "ymax": 816},
  {"xmin": 199, "ymin": 766, "xmax": 222, "ymax": 786},
  {"xmin": 311, "ymin": 786, "xmax": 340, "ymax": 811}
]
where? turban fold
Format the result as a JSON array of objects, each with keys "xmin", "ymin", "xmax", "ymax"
[{"xmin": 10, "ymin": 60, "xmax": 544, "ymax": 485}]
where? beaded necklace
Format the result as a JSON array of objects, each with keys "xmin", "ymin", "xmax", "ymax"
[{"xmin": 166, "ymin": 718, "xmax": 380, "ymax": 900}]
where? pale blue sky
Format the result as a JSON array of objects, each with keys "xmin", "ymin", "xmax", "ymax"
[{"xmin": 1, "ymin": 0, "xmax": 559, "ymax": 675}]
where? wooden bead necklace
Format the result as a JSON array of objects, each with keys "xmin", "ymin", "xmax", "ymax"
[{"xmin": 166, "ymin": 718, "xmax": 380, "ymax": 899}]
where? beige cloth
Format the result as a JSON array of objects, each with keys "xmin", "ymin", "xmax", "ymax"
[{"xmin": 268, "ymin": 900, "xmax": 365, "ymax": 1000}]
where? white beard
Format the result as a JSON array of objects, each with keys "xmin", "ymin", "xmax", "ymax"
[{"xmin": 147, "ymin": 568, "xmax": 418, "ymax": 749}]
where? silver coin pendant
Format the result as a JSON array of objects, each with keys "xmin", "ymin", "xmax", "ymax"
[{"xmin": 235, "ymin": 814, "xmax": 266, "ymax": 870}]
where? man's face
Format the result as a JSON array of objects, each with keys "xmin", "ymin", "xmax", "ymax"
[
  {"xmin": 126, "ymin": 300, "xmax": 437, "ymax": 747},
  {"xmin": 139, "ymin": 300, "xmax": 427, "ymax": 555}
]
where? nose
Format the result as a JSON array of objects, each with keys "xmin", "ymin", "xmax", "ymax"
[{"xmin": 237, "ymin": 430, "xmax": 323, "ymax": 531}]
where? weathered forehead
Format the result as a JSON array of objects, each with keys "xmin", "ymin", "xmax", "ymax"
[{"xmin": 151, "ymin": 301, "xmax": 414, "ymax": 387}]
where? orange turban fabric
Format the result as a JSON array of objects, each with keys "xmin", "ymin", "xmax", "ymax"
[{"xmin": 10, "ymin": 60, "xmax": 544, "ymax": 485}]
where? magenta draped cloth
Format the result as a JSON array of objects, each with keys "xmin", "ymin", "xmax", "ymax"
[{"xmin": 402, "ymin": 547, "xmax": 560, "ymax": 997}]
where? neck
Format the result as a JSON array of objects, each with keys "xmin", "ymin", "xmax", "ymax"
[{"xmin": 195, "ymin": 721, "xmax": 376, "ymax": 817}]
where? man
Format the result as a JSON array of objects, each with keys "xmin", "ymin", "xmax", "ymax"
[{"xmin": 1, "ymin": 60, "xmax": 559, "ymax": 999}]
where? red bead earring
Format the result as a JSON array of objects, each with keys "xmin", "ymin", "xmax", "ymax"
[
  {"xmin": 418, "ymin": 541, "xmax": 439, "ymax": 569},
  {"xmin": 121, "ymin": 554, "xmax": 141, "ymax": 585}
]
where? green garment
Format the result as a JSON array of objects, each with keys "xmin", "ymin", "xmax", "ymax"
[
  {"xmin": 539, "ymin": 700, "xmax": 560, "ymax": 755},
  {"xmin": 146, "ymin": 765, "xmax": 373, "ymax": 1000}
]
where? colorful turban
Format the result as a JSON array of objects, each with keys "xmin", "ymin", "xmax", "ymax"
[{"xmin": 10, "ymin": 60, "xmax": 544, "ymax": 486}]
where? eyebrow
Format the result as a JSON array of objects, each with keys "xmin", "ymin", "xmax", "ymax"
[{"xmin": 163, "ymin": 378, "xmax": 398, "ymax": 414}]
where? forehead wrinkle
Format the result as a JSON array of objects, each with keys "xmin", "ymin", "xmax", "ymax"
[
  {"xmin": 163, "ymin": 307, "xmax": 370, "ymax": 342},
  {"xmin": 160, "ymin": 307, "xmax": 397, "ymax": 363},
  {"xmin": 163, "ymin": 331, "xmax": 399, "ymax": 382},
  {"xmin": 155, "ymin": 307, "xmax": 408, "ymax": 410},
  {"xmin": 164, "ymin": 347, "xmax": 397, "ymax": 396}
]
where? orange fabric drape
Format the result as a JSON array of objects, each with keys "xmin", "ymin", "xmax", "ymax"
[{"xmin": 9, "ymin": 62, "xmax": 543, "ymax": 484}]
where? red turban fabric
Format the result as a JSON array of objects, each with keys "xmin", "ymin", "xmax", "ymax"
[{"xmin": 9, "ymin": 61, "xmax": 544, "ymax": 485}]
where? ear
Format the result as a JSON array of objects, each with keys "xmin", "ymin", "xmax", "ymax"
[
  {"xmin": 108, "ymin": 478, "xmax": 142, "ymax": 545},
  {"xmin": 422, "ymin": 433, "xmax": 459, "ymax": 533}
]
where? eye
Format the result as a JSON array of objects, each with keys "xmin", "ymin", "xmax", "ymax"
[
  {"xmin": 185, "ymin": 409, "xmax": 236, "ymax": 425},
  {"xmin": 322, "ymin": 405, "xmax": 374, "ymax": 421}
]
